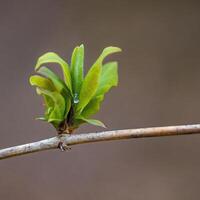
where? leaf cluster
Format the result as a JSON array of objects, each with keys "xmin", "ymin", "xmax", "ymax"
[{"xmin": 30, "ymin": 45, "xmax": 121, "ymax": 133}]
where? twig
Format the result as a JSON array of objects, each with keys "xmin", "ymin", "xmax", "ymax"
[{"xmin": 1, "ymin": 124, "xmax": 200, "ymax": 160}]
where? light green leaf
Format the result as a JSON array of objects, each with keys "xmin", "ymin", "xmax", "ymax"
[
  {"xmin": 35, "ymin": 52, "xmax": 72, "ymax": 93},
  {"xmin": 76, "ymin": 61, "xmax": 101, "ymax": 113},
  {"xmin": 37, "ymin": 88, "xmax": 66, "ymax": 128},
  {"xmin": 42, "ymin": 94, "xmax": 54, "ymax": 119},
  {"xmin": 29, "ymin": 75, "xmax": 55, "ymax": 91},
  {"xmin": 97, "ymin": 47, "xmax": 121, "ymax": 63},
  {"xmin": 76, "ymin": 116, "xmax": 106, "ymax": 128},
  {"xmin": 95, "ymin": 62, "xmax": 118, "ymax": 96},
  {"xmin": 48, "ymin": 118, "xmax": 64, "ymax": 123},
  {"xmin": 70, "ymin": 44, "xmax": 84, "ymax": 94},
  {"xmin": 37, "ymin": 66, "xmax": 70, "ymax": 97},
  {"xmin": 30, "ymin": 76, "xmax": 57, "ymax": 121},
  {"xmin": 36, "ymin": 87, "xmax": 55, "ymax": 121},
  {"xmin": 81, "ymin": 95, "xmax": 104, "ymax": 118},
  {"xmin": 77, "ymin": 46, "xmax": 121, "ymax": 113},
  {"xmin": 81, "ymin": 62, "xmax": 118, "ymax": 118},
  {"xmin": 37, "ymin": 66, "xmax": 71, "ymax": 118}
]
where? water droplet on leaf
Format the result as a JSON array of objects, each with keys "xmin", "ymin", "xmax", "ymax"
[{"xmin": 73, "ymin": 93, "xmax": 79, "ymax": 104}]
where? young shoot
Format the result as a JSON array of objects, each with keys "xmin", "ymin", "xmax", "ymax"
[{"xmin": 29, "ymin": 45, "xmax": 121, "ymax": 134}]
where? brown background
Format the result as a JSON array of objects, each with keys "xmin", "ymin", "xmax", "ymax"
[{"xmin": 1, "ymin": 0, "xmax": 200, "ymax": 199}]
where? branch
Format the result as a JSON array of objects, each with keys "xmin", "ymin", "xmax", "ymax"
[{"xmin": 1, "ymin": 124, "xmax": 200, "ymax": 160}]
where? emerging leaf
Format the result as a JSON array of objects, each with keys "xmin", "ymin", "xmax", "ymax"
[
  {"xmin": 81, "ymin": 62, "xmax": 118, "ymax": 118},
  {"xmin": 76, "ymin": 57, "xmax": 102, "ymax": 113},
  {"xmin": 76, "ymin": 116, "xmax": 106, "ymax": 128},
  {"xmin": 30, "ymin": 76, "xmax": 66, "ymax": 128},
  {"xmin": 77, "ymin": 47, "xmax": 121, "ymax": 113},
  {"xmin": 35, "ymin": 52, "xmax": 72, "ymax": 93},
  {"xmin": 70, "ymin": 44, "xmax": 84, "ymax": 95},
  {"xmin": 37, "ymin": 88, "xmax": 66, "ymax": 128},
  {"xmin": 37, "ymin": 66, "xmax": 71, "ymax": 118},
  {"xmin": 81, "ymin": 95, "xmax": 104, "ymax": 118},
  {"xmin": 37, "ymin": 66, "xmax": 70, "ymax": 98},
  {"xmin": 29, "ymin": 75, "xmax": 55, "ymax": 91},
  {"xmin": 95, "ymin": 62, "xmax": 118, "ymax": 96}
]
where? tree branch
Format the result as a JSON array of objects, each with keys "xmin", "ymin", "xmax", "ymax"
[{"xmin": 1, "ymin": 124, "xmax": 200, "ymax": 160}]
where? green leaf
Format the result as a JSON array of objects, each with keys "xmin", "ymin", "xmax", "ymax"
[
  {"xmin": 77, "ymin": 46, "xmax": 121, "ymax": 113},
  {"xmin": 37, "ymin": 66, "xmax": 71, "ymax": 118},
  {"xmin": 42, "ymin": 93, "xmax": 54, "ymax": 119},
  {"xmin": 37, "ymin": 88, "xmax": 66, "ymax": 128},
  {"xmin": 76, "ymin": 61, "xmax": 101, "ymax": 113},
  {"xmin": 76, "ymin": 116, "xmax": 106, "ymax": 128},
  {"xmin": 35, "ymin": 52, "xmax": 72, "ymax": 93},
  {"xmin": 70, "ymin": 44, "xmax": 84, "ymax": 94},
  {"xmin": 30, "ymin": 75, "xmax": 57, "ymax": 121},
  {"xmin": 97, "ymin": 47, "xmax": 121, "ymax": 63},
  {"xmin": 29, "ymin": 75, "xmax": 55, "ymax": 91},
  {"xmin": 36, "ymin": 88, "xmax": 56, "ymax": 123},
  {"xmin": 95, "ymin": 62, "xmax": 118, "ymax": 96},
  {"xmin": 37, "ymin": 66, "xmax": 70, "ymax": 97},
  {"xmin": 81, "ymin": 62, "xmax": 118, "ymax": 118},
  {"xmin": 30, "ymin": 77, "xmax": 66, "ymax": 127},
  {"xmin": 81, "ymin": 95, "xmax": 104, "ymax": 118}
]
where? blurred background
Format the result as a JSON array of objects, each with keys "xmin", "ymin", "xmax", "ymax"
[{"xmin": 0, "ymin": 0, "xmax": 200, "ymax": 199}]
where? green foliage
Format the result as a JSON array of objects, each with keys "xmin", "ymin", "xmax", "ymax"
[
  {"xmin": 30, "ymin": 45, "xmax": 121, "ymax": 133},
  {"xmin": 70, "ymin": 44, "xmax": 84, "ymax": 95}
]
